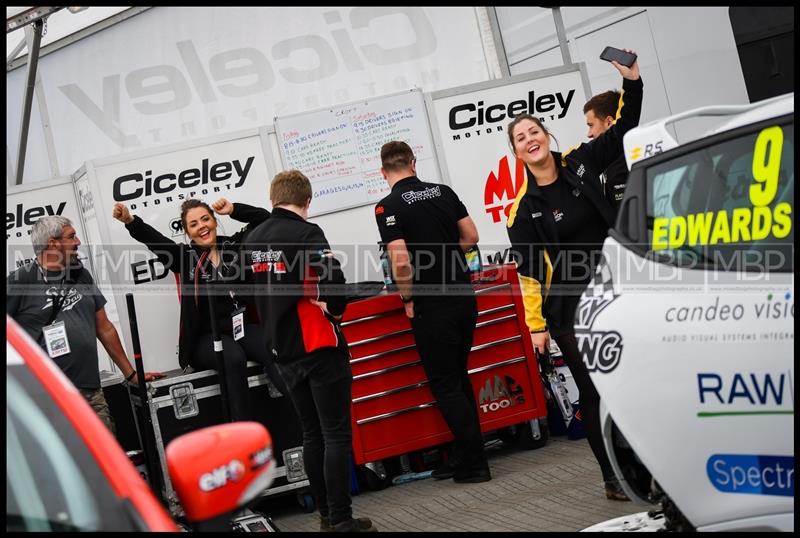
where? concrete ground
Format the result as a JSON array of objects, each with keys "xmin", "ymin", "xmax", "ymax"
[{"xmin": 264, "ymin": 436, "xmax": 653, "ymax": 532}]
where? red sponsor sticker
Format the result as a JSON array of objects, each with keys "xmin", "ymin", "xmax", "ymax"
[{"xmin": 375, "ymin": 206, "xmax": 385, "ymax": 215}]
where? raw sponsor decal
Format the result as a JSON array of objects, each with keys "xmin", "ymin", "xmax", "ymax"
[
  {"xmin": 707, "ymin": 454, "xmax": 794, "ymax": 497},
  {"xmin": 696, "ymin": 370, "xmax": 794, "ymax": 418}
]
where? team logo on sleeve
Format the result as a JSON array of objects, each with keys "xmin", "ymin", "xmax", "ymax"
[{"xmin": 385, "ymin": 215, "xmax": 396, "ymax": 226}]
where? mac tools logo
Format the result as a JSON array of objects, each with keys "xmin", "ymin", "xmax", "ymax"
[
  {"xmin": 477, "ymin": 374, "xmax": 525, "ymax": 414},
  {"xmin": 484, "ymin": 156, "xmax": 525, "ymax": 223},
  {"xmin": 575, "ymin": 257, "xmax": 624, "ymax": 373}
]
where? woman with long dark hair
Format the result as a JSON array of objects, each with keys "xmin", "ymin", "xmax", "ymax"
[
  {"xmin": 505, "ymin": 51, "xmax": 642, "ymax": 500},
  {"xmin": 113, "ymin": 197, "xmax": 286, "ymax": 421}
]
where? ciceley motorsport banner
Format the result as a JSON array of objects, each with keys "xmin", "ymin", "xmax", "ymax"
[
  {"xmin": 78, "ymin": 130, "xmax": 274, "ymax": 373},
  {"xmin": 430, "ymin": 65, "xmax": 590, "ymax": 265}
]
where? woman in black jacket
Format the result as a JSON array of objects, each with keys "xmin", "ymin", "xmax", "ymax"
[
  {"xmin": 505, "ymin": 51, "xmax": 642, "ymax": 501},
  {"xmin": 112, "ymin": 197, "xmax": 286, "ymax": 421}
]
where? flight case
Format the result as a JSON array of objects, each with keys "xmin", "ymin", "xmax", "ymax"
[{"xmin": 127, "ymin": 362, "xmax": 309, "ymax": 516}]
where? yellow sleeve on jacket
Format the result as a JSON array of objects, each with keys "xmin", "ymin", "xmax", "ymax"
[{"xmin": 516, "ymin": 248, "xmax": 552, "ymax": 333}]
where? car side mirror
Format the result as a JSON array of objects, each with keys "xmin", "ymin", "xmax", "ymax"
[{"xmin": 166, "ymin": 422, "xmax": 275, "ymax": 525}]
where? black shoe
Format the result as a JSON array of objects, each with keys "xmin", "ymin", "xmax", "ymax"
[
  {"xmin": 330, "ymin": 517, "xmax": 378, "ymax": 532},
  {"xmin": 431, "ymin": 462, "xmax": 456, "ymax": 480},
  {"xmin": 453, "ymin": 466, "xmax": 492, "ymax": 484},
  {"xmin": 604, "ymin": 479, "xmax": 631, "ymax": 501}
]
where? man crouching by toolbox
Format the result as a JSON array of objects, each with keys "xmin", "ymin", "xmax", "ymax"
[{"xmin": 242, "ymin": 170, "xmax": 377, "ymax": 533}]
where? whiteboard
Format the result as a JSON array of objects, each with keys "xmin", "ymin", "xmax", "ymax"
[{"xmin": 274, "ymin": 89, "xmax": 441, "ymax": 217}]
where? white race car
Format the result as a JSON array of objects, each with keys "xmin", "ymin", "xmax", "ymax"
[{"xmin": 580, "ymin": 93, "xmax": 794, "ymax": 532}]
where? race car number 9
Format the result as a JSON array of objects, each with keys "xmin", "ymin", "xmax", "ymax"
[{"xmin": 750, "ymin": 126, "xmax": 783, "ymax": 207}]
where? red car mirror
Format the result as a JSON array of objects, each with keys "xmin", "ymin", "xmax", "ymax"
[{"xmin": 166, "ymin": 421, "xmax": 275, "ymax": 523}]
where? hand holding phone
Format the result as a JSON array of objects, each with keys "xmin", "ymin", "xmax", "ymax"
[{"xmin": 600, "ymin": 46, "xmax": 637, "ymax": 68}]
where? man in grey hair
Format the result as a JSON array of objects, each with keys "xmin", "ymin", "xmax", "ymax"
[{"xmin": 7, "ymin": 215, "xmax": 164, "ymax": 433}]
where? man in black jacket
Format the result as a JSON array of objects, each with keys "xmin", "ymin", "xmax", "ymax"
[
  {"xmin": 243, "ymin": 170, "xmax": 376, "ymax": 533},
  {"xmin": 584, "ymin": 89, "xmax": 630, "ymax": 216}
]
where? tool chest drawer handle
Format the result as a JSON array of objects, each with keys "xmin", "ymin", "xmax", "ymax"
[
  {"xmin": 351, "ymin": 343, "xmax": 417, "ymax": 364},
  {"xmin": 352, "ymin": 360, "xmax": 422, "ymax": 381},
  {"xmin": 467, "ymin": 356, "xmax": 527, "ymax": 375},
  {"xmin": 474, "ymin": 283, "xmax": 512, "ymax": 295},
  {"xmin": 352, "ymin": 381, "xmax": 429, "ymax": 404},
  {"xmin": 356, "ymin": 401, "xmax": 438, "ymax": 425}
]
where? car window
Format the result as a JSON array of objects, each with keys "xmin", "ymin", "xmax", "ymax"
[
  {"xmin": 6, "ymin": 365, "xmax": 143, "ymax": 532},
  {"xmin": 645, "ymin": 120, "xmax": 794, "ymax": 272}
]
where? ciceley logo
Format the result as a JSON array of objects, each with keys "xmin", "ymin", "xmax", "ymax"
[
  {"xmin": 112, "ymin": 156, "xmax": 255, "ymax": 210},
  {"xmin": 478, "ymin": 374, "xmax": 525, "ymax": 414},
  {"xmin": 7, "ymin": 202, "xmax": 68, "ymax": 239},
  {"xmin": 575, "ymin": 257, "xmax": 624, "ymax": 373},
  {"xmin": 449, "ymin": 88, "xmax": 575, "ymax": 140},
  {"xmin": 484, "ymin": 156, "xmax": 525, "ymax": 223}
]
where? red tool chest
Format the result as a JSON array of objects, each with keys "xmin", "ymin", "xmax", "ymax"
[{"xmin": 341, "ymin": 263, "xmax": 548, "ymax": 465}]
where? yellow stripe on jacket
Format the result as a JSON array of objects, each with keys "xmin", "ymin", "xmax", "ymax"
[{"xmin": 517, "ymin": 250, "xmax": 552, "ymax": 332}]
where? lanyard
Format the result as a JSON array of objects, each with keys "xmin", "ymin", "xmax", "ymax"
[
  {"xmin": 35, "ymin": 260, "xmax": 68, "ymax": 326},
  {"xmin": 194, "ymin": 250, "xmax": 210, "ymax": 308},
  {"xmin": 194, "ymin": 250, "xmax": 239, "ymax": 310}
]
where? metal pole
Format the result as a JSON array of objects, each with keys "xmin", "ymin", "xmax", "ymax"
[
  {"xmin": 552, "ymin": 8, "xmax": 573, "ymax": 65},
  {"xmin": 485, "ymin": 7, "xmax": 511, "ymax": 78},
  {"xmin": 15, "ymin": 18, "xmax": 43, "ymax": 185},
  {"xmin": 125, "ymin": 293, "xmax": 166, "ymax": 503},
  {"xmin": 206, "ymin": 280, "xmax": 232, "ymax": 423}
]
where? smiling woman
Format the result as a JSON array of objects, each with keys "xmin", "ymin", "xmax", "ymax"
[{"xmin": 111, "ymin": 196, "xmax": 287, "ymax": 423}]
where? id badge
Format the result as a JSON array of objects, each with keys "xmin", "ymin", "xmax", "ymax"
[
  {"xmin": 232, "ymin": 307, "xmax": 246, "ymax": 341},
  {"xmin": 43, "ymin": 320, "xmax": 71, "ymax": 358}
]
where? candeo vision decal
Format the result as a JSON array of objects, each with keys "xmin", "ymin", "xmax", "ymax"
[{"xmin": 576, "ymin": 257, "xmax": 623, "ymax": 373}]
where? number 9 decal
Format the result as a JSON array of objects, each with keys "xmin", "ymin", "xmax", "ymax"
[{"xmin": 750, "ymin": 126, "xmax": 783, "ymax": 207}]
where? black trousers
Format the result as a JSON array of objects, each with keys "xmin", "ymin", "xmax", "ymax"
[
  {"xmin": 551, "ymin": 294, "xmax": 614, "ymax": 482},
  {"xmin": 411, "ymin": 296, "xmax": 486, "ymax": 469},
  {"xmin": 191, "ymin": 323, "xmax": 288, "ymax": 422},
  {"xmin": 275, "ymin": 348, "xmax": 354, "ymax": 526}
]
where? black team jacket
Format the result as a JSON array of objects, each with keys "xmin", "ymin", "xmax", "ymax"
[
  {"xmin": 124, "ymin": 203, "xmax": 270, "ymax": 369},
  {"xmin": 242, "ymin": 207, "xmax": 348, "ymax": 362},
  {"xmin": 506, "ymin": 76, "xmax": 643, "ymax": 334}
]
